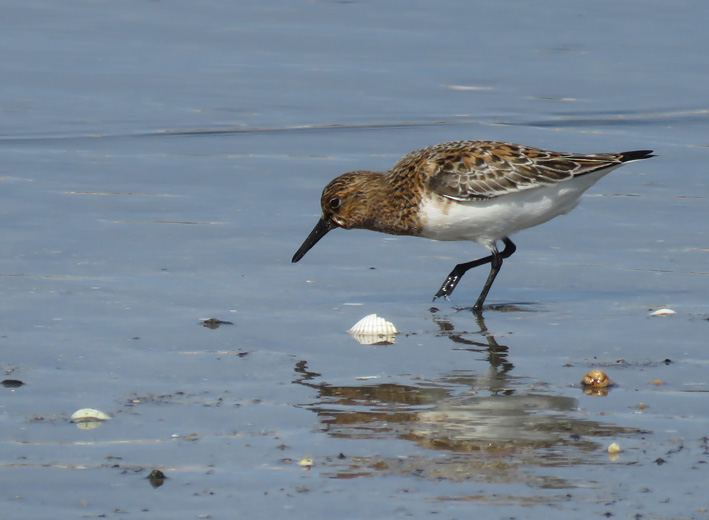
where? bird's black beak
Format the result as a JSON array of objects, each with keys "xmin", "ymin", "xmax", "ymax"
[{"xmin": 292, "ymin": 218, "xmax": 337, "ymax": 263}]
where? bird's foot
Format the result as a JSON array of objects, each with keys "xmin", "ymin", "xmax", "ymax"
[{"xmin": 433, "ymin": 275, "xmax": 460, "ymax": 300}]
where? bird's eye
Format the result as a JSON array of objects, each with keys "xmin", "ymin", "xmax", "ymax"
[{"xmin": 329, "ymin": 197, "xmax": 341, "ymax": 210}]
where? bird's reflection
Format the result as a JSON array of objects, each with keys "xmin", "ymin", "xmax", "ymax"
[
  {"xmin": 431, "ymin": 308, "xmax": 514, "ymax": 380},
  {"xmin": 293, "ymin": 312, "xmax": 644, "ymax": 484}
]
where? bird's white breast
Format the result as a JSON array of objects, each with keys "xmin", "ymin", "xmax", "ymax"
[{"xmin": 418, "ymin": 168, "xmax": 617, "ymax": 248}]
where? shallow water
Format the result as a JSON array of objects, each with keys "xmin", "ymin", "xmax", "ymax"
[{"xmin": 1, "ymin": 1, "xmax": 708, "ymax": 519}]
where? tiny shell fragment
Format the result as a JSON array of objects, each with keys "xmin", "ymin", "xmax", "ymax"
[
  {"xmin": 607, "ymin": 442, "xmax": 622, "ymax": 454},
  {"xmin": 582, "ymin": 369, "xmax": 614, "ymax": 388},
  {"xmin": 347, "ymin": 314, "xmax": 398, "ymax": 345},
  {"xmin": 297, "ymin": 457, "xmax": 314, "ymax": 468},
  {"xmin": 71, "ymin": 408, "xmax": 111, "ymax": 422},
  {"xmin": 649, "ymin": 308, "xmax": 676, "ymax": 317}
]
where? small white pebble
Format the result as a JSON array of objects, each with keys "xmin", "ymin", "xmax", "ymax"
[
  {"xmin": 650, "ymin": 308, "xmax": 676, "ymax": 317},
  {"xmin": 608, "ymin": 442, "xmax": 622, "ymax": 454}
]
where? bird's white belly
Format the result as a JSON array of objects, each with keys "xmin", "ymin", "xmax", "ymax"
[{"xmin": 418, "ymin": 169, "xmax": 613, "ymax": 247}]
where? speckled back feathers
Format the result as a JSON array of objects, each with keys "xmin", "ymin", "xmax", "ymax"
[{"xmin": 392, "ymin": 140, "xmax": 648, "ymax": 201}]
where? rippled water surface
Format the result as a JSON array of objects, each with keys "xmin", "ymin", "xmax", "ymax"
[{"xmin": 1, "ymin": 1, "xmax": 708, "ymax": 519}]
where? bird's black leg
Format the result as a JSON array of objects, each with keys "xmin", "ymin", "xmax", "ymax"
[
  {"xmin": 433, "ymin": 238, "xmax": 516, "ymax": 305},
  {"xmin": 472, "ymin": 249, "xmax": 503, "ymax": 312},
  {"xmin": 433, "ymin": 254, "xmax": 495, "ymax": 300}
]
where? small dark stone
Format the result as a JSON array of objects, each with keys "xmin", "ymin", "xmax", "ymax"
[
  {"xmin": 148, "ymin": 469, "xmax": 166, "ymax": 488},
  {"xmin": 201, "ymin": 318, "xmax": 234, "ymax": 329},
  {"xmin": 2, "ymin": 380, "xmax": 24, "ymax": 388}
]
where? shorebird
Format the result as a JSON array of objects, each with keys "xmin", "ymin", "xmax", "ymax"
[{"xmin": 292, "ymin": 140, "xmax": 654, "ymax": 311}]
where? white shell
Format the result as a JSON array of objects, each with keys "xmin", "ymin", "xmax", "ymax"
[
  {"xmin": 649, "ymin": 308, "xmax": 676, "ymax": 317},
  {"xmin": 347, "ymin": 314, "xmax": 398, "ymax": 345},
  {"xmin": 71, "ymin": 408, "xmax": 111, "ymax": 422}
]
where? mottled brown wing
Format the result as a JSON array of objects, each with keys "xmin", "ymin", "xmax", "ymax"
[{"xmin": 417, "ymin": 141, "xmax": 624, "ymax": 201}]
